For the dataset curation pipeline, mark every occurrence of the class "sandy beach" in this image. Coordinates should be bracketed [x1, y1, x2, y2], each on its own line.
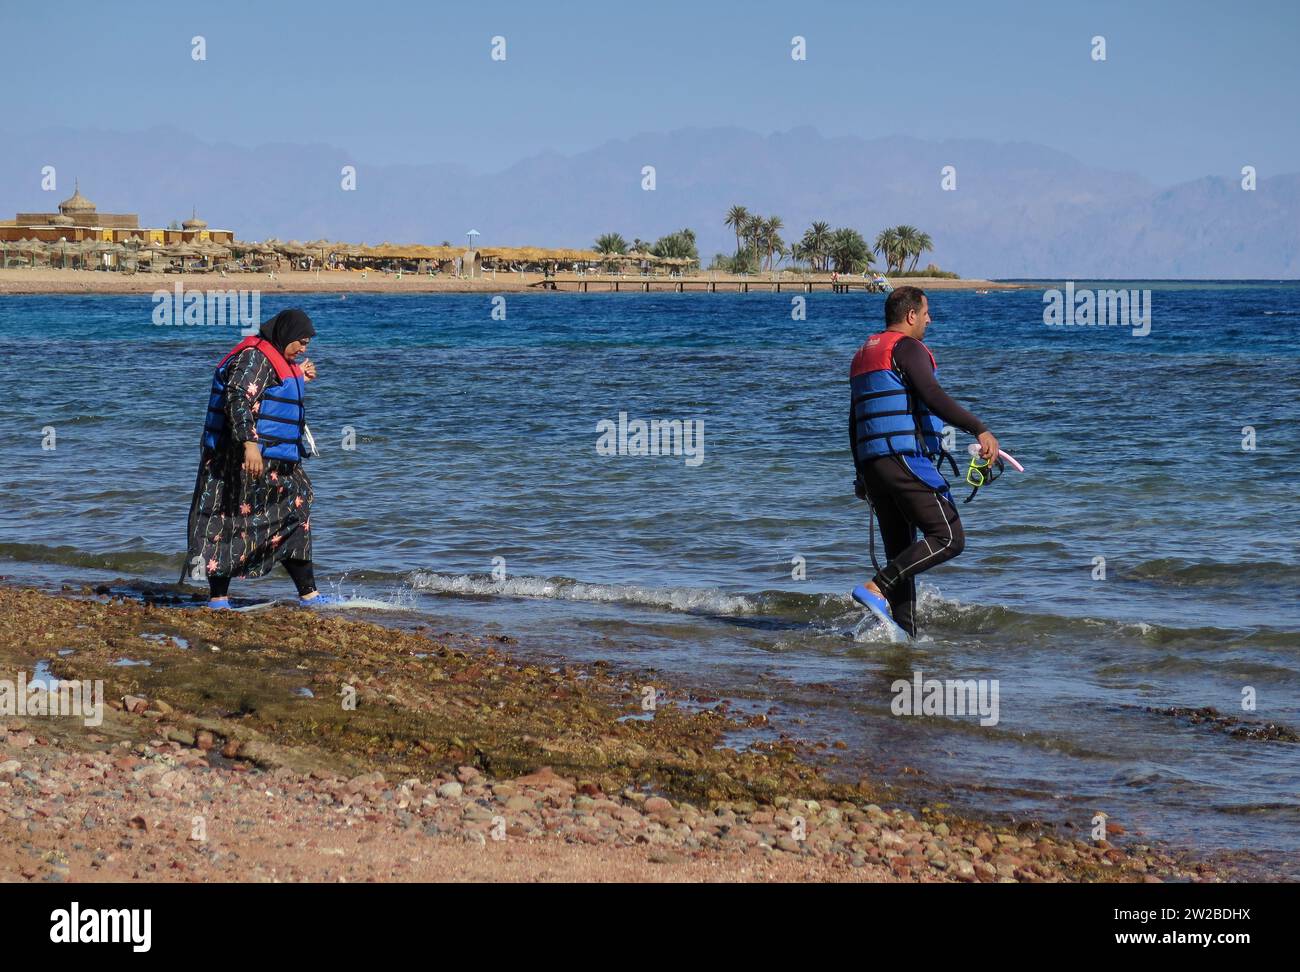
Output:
[0, 267, 1022, 296]
[0, 584, 1224, 884]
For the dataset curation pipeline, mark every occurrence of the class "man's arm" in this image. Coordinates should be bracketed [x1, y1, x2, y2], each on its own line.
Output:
[893, 338, 987, 435]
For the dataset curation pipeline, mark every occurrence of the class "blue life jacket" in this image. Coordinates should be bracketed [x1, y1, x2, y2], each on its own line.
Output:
[202, 336, 305, 462]
[850, 330, 944, 462]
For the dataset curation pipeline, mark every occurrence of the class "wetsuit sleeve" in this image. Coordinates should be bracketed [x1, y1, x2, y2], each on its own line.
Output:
[223, 350, 275, 445]
[893, 337, 988, 435]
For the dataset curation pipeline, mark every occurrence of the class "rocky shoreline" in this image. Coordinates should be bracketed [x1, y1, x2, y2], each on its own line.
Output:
[0, 585, 1223, 883]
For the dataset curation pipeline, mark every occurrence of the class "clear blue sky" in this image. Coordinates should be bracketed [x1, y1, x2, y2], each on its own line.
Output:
[5, 0, 1297, 184]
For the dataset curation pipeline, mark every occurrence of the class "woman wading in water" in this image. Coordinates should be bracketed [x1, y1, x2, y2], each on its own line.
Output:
[184, 308, 336, 608]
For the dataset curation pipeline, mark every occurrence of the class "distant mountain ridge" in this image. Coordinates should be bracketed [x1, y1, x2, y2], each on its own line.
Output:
[0, 125, 1295, 277]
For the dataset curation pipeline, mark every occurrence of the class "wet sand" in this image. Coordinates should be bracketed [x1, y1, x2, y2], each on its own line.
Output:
[0, 585, 1218, 883]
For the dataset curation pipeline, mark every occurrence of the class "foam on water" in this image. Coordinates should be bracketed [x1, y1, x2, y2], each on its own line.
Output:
[407, 569, 760, 616]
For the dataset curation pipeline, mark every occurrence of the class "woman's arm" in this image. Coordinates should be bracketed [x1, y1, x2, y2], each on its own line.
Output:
[222, 350, 276, 475]
[222, 350, 274, 443]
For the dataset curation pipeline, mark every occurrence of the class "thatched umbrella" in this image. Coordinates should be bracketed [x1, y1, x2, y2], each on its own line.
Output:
[84, 239, 114, 269]
[303, 238, 331, 263]
[26, 239, 50, 267]
[204, 241, 233, 268]
[50, 239, 79, 269]
[165, 242, 200, 272]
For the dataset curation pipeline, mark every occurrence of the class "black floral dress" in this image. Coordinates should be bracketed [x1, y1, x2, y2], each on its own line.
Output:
[184, 348, 313, 581]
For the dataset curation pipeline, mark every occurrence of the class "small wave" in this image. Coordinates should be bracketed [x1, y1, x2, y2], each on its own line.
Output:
[401, 569, 1300, 652]
[406, 570, 763, 615]
[313, 596, 408, 612]
[0, 541, 180, 574]
[913, 587, 1296, 650]
[1126, 556, 1300, 589]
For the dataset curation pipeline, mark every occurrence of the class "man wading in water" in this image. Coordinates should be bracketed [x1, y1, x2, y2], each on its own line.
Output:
[848, 287, 999, 636]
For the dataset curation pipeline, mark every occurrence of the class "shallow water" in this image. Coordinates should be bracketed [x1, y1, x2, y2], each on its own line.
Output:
[0, 286, 1296, 864]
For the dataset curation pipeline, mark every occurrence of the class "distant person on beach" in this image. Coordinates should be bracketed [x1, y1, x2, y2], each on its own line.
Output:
[183, 309, 336, 608]
[849, 287, 999, 636]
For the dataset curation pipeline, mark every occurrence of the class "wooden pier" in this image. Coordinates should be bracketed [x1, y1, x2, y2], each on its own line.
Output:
[531, 274, 888, 294]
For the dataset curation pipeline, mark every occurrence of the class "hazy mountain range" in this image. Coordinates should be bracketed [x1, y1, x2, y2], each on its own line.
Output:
[1, 125, 1295, 278]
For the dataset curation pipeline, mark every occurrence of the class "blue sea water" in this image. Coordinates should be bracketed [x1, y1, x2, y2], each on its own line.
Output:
[0, 285, 1296, 869]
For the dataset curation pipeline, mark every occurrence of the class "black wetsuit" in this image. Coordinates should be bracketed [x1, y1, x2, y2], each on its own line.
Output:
[850, 336, 987, 636]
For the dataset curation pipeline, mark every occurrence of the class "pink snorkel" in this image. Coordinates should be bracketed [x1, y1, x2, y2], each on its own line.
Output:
[965, 442, 1025, 471]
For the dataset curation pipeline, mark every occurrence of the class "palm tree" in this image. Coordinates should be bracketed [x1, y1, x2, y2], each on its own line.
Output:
[725, 205, 750, 258]
[830, 228, 873, 273]
[801, 221, 832, 271]
[650, 228, 699, 265]
[874, 227, 902, 274]
[763, 216, 784, 270]
[594, 232, 628, 255]
[908, 231, 933, 272]
[895, 226, 920, 274]
[742, 215, 764, 271]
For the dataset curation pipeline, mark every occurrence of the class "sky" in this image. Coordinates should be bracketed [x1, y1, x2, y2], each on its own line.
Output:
[3, 0, 1298, 183]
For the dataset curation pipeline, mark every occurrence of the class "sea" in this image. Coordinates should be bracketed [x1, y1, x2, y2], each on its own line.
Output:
[0, 282, 1296, 873]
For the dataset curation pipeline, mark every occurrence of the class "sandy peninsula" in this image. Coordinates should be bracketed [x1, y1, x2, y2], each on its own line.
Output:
[0, 267, 1022, 296]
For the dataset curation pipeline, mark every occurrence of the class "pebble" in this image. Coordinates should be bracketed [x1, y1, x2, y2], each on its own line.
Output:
[436, 781, 463, 799]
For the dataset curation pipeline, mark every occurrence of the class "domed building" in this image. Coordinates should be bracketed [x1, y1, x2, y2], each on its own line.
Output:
[58, 182, 99, 220]
[0, 183, 234, 247]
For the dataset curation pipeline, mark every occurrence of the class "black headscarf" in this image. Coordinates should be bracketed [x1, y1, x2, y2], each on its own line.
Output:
[258, 308, 316, 354]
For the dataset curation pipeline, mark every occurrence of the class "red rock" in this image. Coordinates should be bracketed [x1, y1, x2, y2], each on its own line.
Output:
[195, 731, 216, 751]
[1105, 821, 1126, 835]
[122, 696, 149, 714]
[512, 767, 575, 791]
[129, 815, 149, 831]
[220, 739, 240, 759]
[643, 796, 672, 814]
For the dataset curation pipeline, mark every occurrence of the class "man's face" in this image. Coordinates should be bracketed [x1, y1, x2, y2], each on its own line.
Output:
[911, 296, 931, 339]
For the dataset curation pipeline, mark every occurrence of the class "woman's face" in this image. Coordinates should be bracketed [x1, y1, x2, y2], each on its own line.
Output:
[284, 337, 310, 360]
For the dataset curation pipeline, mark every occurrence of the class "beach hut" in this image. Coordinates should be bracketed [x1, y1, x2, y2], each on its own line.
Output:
[460, 249, 482, 278]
